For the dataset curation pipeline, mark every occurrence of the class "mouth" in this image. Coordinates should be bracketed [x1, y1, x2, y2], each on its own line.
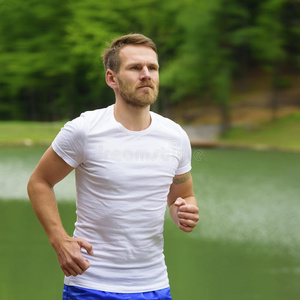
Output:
[137, 85, 153, 89]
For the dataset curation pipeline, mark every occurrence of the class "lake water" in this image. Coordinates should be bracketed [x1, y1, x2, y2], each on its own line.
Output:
[0, 147, 299, 299]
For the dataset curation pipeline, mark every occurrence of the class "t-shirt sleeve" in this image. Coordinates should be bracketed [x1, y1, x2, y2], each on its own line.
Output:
[52, 115, 86, 168]
[175, 128, 192, 175]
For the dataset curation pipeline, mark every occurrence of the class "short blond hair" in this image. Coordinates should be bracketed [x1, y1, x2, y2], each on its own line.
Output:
[102, 33, 157, 73]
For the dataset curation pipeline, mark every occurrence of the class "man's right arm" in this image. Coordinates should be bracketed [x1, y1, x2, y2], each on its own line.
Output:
[27, 146, 93, 277]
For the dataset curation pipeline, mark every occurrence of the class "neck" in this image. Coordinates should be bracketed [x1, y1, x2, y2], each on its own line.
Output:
[114, 99, 151, 131]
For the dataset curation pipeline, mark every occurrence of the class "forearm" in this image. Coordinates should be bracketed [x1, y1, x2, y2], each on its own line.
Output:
[27, 177, 68, 247]
[184, 195, 198, 206]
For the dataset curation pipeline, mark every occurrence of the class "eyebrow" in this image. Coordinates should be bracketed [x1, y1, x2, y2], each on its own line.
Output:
[126, 62, 159, 69]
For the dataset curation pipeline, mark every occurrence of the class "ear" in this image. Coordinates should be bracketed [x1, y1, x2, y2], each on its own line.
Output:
[105, 69, 118, 89]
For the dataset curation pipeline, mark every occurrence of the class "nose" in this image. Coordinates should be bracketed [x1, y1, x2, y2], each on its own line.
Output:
[140, 66, 151, 80]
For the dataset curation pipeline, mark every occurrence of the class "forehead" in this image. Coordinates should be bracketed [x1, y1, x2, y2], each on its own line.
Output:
[119, 45, 158, 66]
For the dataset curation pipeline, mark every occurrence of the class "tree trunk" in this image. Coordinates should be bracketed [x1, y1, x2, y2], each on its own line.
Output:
[219, 101, 230, 137]
[270, 62, 281, 121]
[28, 90, 37, 121]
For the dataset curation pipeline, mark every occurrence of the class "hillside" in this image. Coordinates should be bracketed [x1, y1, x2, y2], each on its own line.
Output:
[168, 71, 300, 151]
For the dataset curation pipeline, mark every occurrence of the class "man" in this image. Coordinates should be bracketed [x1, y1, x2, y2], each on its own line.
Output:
[27, 33, 199, 300]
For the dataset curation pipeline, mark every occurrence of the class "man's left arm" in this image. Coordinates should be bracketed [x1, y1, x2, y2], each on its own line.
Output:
[167, 172, 199, 233]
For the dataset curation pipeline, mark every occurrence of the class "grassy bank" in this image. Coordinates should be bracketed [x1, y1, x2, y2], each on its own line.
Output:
[220, 111, 300, 152]
[0, 111, 299, 151]
[0, 121, 63, 146]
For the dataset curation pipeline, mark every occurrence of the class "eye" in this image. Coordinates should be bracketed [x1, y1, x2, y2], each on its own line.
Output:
[149, 65, 158, 71]
[130, 66, 140, 71]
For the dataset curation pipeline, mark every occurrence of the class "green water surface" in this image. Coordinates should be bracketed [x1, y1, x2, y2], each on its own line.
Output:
[0, 147, 299, 300]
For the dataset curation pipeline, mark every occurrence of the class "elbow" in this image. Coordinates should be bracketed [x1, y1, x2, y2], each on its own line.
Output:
[27, 175, 35, 200]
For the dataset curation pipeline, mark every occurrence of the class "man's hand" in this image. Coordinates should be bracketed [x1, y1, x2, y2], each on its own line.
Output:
[53, 236, 94, 277]
[174, 198, 199, 233]
[167, 172, 199, 232]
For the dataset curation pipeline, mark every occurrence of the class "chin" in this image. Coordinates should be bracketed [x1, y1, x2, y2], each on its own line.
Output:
[123, 92, 158, 109]
[125, 98, 157, 109]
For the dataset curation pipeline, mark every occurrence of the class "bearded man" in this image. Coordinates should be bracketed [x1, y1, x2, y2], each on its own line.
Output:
[27, 33, 199, 300]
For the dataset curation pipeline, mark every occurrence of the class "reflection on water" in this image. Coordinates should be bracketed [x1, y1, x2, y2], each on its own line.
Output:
[189, 149, 300, 257]
[0, 147, 76, 201]
[1, 147, 300, 254]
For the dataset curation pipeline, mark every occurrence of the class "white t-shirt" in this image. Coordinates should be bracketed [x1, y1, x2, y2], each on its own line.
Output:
[52, 104, 191, 293]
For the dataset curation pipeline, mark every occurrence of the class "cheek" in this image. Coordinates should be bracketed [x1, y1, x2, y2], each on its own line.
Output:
[118, 77, 134, 90]
[154, 78, 159, 90]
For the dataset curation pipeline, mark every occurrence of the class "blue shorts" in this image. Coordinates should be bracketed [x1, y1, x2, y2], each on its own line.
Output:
[62, 284, 172, 300]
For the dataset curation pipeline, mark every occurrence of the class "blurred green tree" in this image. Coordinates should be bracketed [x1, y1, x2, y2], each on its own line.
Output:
[0, 0, 297, 122]
[160, 0, 257, 135]
[249, 0, 299, 120]
[0, 0, 181, 120]
[65, 0, 182, 114]
[0, 0, 73, 120]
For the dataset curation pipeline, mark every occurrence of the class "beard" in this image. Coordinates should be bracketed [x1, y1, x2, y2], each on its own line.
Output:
[117, 77, 159, 108]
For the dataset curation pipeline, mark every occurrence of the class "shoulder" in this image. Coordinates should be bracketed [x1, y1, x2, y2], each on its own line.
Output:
[151, 111, 189, 139]
[52, 106, 113, 167]
[55, 106, 112, 143]
[79, 105, 112, 126]
[68, 105, 113, 133]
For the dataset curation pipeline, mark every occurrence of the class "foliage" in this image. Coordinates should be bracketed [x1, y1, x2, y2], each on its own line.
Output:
[0, 0, 298, 121]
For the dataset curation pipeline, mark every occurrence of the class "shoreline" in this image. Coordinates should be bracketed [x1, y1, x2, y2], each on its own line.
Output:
[190, 140, 300, 154]
[0, 139, 299, 154]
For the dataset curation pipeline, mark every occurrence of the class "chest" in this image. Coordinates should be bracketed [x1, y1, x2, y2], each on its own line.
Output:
[77, 135, 180, 195]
